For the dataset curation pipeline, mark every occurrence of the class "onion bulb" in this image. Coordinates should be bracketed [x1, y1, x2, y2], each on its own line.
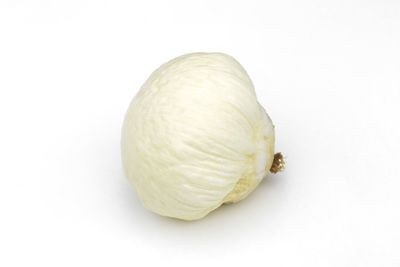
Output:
[122, 52, 284, 220]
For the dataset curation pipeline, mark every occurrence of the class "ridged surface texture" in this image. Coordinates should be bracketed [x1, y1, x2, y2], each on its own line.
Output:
[122, 52, 275, 220]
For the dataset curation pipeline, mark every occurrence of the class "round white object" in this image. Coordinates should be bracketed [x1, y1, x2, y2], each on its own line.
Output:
[122, 52, 275, 220]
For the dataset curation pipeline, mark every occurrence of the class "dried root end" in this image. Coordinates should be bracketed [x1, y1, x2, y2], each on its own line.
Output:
[270, 152, 285, 174]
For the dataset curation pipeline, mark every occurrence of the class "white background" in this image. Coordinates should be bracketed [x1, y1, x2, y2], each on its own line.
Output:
[0, 0, 399, 266]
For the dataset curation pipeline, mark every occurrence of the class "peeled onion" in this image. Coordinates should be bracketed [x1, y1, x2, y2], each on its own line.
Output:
[122, 52, 283, 220]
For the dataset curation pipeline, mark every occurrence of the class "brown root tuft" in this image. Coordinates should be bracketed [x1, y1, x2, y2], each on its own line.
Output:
[270, 152, 285, 174]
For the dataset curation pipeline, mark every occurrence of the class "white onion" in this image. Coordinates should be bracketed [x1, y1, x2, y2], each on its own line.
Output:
[122, 52, 283, 220]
